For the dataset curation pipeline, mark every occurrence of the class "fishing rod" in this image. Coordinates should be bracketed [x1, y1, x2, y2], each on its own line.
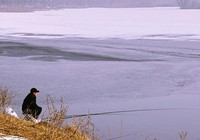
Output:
[63, 107, 185, 119]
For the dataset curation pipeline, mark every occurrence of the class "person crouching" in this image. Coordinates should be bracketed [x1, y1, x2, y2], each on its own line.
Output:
[22, 88, 42, 120]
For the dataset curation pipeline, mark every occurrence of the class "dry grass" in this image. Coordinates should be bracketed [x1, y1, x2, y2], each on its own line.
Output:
[0, 113, 88, 140]
[0, 87, 16, 113]
[45, 95, 99, 140]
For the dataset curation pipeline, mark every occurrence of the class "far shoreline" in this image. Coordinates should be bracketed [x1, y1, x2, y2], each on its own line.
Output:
[0, 6, 179, 13]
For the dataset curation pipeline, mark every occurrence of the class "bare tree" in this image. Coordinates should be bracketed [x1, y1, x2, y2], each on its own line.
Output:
[177, 0, 200, 9]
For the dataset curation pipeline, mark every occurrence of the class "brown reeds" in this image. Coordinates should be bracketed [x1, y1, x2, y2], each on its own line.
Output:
[44, 94, 99, 140]
[0, 86, 16, 113]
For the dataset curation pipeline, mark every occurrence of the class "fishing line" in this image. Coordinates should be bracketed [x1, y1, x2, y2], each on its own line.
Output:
[63, 107, 185, 119]
[108, 131, 140, 140]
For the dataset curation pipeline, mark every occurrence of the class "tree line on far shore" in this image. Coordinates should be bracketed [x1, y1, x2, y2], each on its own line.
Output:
[0, 0, 177, 8]
[0, 0, 200, 9]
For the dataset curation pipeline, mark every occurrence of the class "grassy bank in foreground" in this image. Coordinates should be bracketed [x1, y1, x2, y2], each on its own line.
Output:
[0, 113, 88, 140]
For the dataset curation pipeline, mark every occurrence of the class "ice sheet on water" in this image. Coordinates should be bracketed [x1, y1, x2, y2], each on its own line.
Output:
[0, 7, 200, 40]
[1, 38, 200, 140]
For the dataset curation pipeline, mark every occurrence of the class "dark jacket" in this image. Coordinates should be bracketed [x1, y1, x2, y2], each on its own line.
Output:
[22, 93, 40, 113]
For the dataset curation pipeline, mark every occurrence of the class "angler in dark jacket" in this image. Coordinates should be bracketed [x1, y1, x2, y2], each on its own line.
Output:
[22, 88, 42, 119]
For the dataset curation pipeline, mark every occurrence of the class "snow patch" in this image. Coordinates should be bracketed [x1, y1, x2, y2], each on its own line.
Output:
[0, 133, 26, 140]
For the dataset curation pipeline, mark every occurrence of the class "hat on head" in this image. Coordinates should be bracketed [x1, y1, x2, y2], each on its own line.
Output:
[30, 88, 39, 93]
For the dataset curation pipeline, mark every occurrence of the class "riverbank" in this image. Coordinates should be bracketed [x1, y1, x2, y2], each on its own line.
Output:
[0, 113, 89, 140]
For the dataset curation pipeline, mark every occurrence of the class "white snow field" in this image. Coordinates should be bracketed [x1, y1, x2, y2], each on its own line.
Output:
[0, 7, 200, 40]
[1, 7, 200, 140]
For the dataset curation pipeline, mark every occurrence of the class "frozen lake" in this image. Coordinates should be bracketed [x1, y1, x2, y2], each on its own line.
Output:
[0, 37, 200, 140]
[1, 7, 200, 140]
[1, 7, 200, 40]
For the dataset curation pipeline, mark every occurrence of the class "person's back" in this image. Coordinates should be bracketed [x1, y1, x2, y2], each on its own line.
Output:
[22, 88, 42, 119]
[22, 93, 36, 112]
